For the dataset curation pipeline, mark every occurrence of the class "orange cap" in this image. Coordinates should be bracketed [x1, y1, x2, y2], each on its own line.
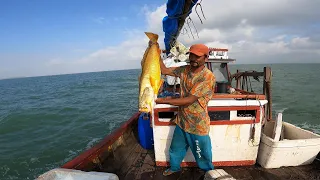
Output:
[188, 44, 209, 56]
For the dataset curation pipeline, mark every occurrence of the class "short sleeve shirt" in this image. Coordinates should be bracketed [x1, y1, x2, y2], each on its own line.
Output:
[172, 66, 215, 135]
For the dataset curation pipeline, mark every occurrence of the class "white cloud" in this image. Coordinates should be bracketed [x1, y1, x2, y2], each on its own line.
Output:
[44, 34, 150, 74]
[2, 0, 320, 79]
[84, 0, 320, 69]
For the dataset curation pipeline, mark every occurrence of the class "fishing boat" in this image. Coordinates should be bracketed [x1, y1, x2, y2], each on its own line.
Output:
[37, 0, 320, 179]
[37, 50, 320, 180]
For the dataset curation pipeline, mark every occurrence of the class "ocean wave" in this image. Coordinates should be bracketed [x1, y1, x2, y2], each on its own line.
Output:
[297, 122, 320, 134]
[275, 107, 289, 114]
[86, 138, 102, 150]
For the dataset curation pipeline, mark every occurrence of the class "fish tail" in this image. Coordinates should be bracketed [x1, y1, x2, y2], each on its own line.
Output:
[145, 32, 159, 43]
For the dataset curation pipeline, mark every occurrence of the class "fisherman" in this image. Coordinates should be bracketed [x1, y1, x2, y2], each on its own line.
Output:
[155, 44, 215, 176]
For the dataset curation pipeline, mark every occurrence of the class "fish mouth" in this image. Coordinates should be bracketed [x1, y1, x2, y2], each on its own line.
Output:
[139, 103, 151, 113]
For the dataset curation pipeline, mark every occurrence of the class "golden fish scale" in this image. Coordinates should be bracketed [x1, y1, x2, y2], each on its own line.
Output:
[140, 44, 161, 95]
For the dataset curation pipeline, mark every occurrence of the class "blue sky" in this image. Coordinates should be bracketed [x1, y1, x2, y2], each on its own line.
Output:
[0, 0, 162, 50]
[0, 0, 163, 78]
[0, 0, 319, 79]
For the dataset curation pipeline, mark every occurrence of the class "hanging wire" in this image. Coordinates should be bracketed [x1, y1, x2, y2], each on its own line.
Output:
[180, 27, 191, 39]
[186, 17, 195, 39]
[186, 16, 199, 39]
[195, 0, 206, 24]
[190, 17, 200, 38]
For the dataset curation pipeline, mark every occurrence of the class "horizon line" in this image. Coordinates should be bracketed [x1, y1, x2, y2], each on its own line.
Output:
[0, 62, 319, 81]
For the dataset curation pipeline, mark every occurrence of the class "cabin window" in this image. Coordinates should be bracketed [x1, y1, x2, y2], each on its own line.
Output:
[237, 110, 256, 117]
[211, 63, 228, 83]
[209, 111, 230, 121]
[216, 51, 225, 56]
[158, 112, 176, 118]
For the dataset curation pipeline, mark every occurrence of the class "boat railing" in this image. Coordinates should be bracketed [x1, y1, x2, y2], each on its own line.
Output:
[230, 67, 272, 120]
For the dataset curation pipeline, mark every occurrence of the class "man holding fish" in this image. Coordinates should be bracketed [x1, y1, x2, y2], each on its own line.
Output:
[155, 43, 216, 176]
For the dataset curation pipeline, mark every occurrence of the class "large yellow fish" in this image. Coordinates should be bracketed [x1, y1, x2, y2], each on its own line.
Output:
[139, 32, 163, 113]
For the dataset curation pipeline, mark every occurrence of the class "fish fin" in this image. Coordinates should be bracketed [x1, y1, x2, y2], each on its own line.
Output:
[149, 76, 158, 94]
[145, 32, 159, 43]
[158, 79, 165, 94]
[150, 77, 164, 95]
[141, 46, 150, 66]
[155, 79, 164, 95]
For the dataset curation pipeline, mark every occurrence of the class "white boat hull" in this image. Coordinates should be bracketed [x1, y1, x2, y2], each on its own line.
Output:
[153, 99, 267, 166]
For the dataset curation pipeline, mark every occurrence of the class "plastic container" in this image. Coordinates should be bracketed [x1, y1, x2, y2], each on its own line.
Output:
[138, 113, 154, 150]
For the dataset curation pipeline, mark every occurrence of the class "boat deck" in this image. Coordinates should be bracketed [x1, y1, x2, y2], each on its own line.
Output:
[99, 131, 320, 180]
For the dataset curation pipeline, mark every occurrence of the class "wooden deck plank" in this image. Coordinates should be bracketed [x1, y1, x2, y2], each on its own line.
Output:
[193, 168, 205, 180]
[289, 163, 320, 180]
[246, 167, 278, 180]
[270, 167, 300, 180]
[111, 133, 137, 168]
[153, 166, 182, 180]
[114, 143, 143, 179]
[222, 167, 254, 180]
[137, 150, 156, 180]
[178, 168, 195, 180]
[123, 144, 148, 179]
[100, 130, 138, 173]
[152, 167, 166, 180]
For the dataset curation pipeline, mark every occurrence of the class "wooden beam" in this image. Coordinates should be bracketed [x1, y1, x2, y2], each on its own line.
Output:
[232, 72, 264, 79]
[265, 67, 272, 83]
[263, 67, 272, 120]
[236, 69, 241, 89]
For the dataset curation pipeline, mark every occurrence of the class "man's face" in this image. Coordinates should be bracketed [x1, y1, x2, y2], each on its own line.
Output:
[189, 53, 207, 67]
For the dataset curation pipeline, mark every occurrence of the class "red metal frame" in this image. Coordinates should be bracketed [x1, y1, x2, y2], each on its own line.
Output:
[154, 106, 261, 126]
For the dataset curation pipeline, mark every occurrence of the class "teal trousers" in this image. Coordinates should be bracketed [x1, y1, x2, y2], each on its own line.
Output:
[169, 125, 214, 172]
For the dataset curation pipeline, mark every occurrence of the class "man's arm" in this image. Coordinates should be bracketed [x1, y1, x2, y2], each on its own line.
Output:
[155, 95, 198, 106]
[159, 58, 178, 77]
